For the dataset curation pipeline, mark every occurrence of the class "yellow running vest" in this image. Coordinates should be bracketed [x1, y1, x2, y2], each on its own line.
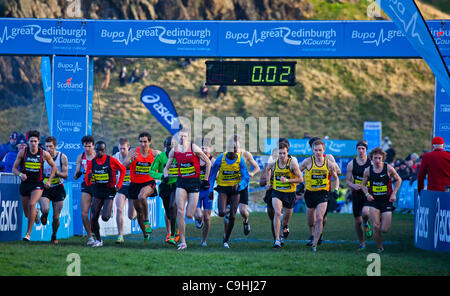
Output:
[272, 158, 296, 193]
[216, 153, 241, 187]
[304, 156, 330, 191]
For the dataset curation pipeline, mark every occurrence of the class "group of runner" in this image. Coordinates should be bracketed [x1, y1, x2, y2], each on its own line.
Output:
[12, 130, 402, 253]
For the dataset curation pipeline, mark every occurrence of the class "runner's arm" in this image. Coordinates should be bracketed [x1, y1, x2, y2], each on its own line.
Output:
[208, 155, 222, 193]
[245, 151, 260, 177]
[112, 157, 126, 189]
[163, 149, 175, 178]
[58, 153, 69, 179]
[238, 156, 250, 191]
[149, 154, 163, 180]
[12, 149, 25, 180]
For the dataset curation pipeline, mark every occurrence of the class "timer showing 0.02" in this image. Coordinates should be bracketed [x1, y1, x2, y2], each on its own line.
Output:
[206, 61, 296, 86]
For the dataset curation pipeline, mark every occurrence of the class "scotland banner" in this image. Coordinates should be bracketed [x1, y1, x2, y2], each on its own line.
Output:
[377, 0, 450, 96]
[140, 85, 181, 135]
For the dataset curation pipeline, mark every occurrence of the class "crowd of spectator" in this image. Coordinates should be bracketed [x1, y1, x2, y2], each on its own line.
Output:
[0, 131, 28, 173]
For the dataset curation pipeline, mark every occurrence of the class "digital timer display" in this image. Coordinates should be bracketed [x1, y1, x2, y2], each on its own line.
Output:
[206, 61, 296, 86]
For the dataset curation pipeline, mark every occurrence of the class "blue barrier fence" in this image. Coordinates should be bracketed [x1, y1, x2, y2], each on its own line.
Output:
[414, 190, 450, 253]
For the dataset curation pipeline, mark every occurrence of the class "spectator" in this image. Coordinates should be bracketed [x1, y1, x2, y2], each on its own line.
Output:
[216, 85, 227, 98]
[0, 131, 21, 161]
[385, 143, 396, 165]
[396, 160, 411, 181]
[100, 60, 113, 89]
[119, 66, 127, 86]
[417, 136, 450, 193]
[1, 135, 27, 173]
[181, 58, 191, 68]
[129, 67, 140, 84]
[141, 69, 148, 81]
[382, 136, 392, 151]
[303, 132, 311, 139]
[199, 81, 208, 99]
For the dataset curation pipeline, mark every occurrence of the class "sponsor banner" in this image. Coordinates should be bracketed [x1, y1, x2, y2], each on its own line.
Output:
[93, 20, 216, 56]
[377, 0, 450, 95]
[141, 85, 181, 135]
[41, 56, 52, 130]
[218, 21, 342, 57]
[0, 184, 22, 242]
[435, 76, 450, 151]
[414, 189, 450, 252]
[363, 121, 382, 152]
[0, 18, 449, 57]
[0, 18, 90, 55]
[264, 138, 357, 157]
[51, 55, 89, 183]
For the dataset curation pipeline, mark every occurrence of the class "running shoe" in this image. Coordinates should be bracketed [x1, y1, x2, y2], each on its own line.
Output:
[243, 220, 251, 236]
[143, 234, 150, 244]
[51, 235, 58, 245]
[174, 228, 180, 243]
[23, 233, 31, 242]
[273, 240, 281, 248]
[177, 243, 187, 251]
[195, 218, 203, 229]
[167, 236, 177, 246]
[86, 236, 95, 246]
[377, 247, 384, 254]
[280, 236, 285, 246]
[91, 240, 103, 248]
[357, 244, 366, 251]
[364, 222, 373, 239]
[116, 235, 124, 244]
[223, 242, 230, 248]
[200, 241, 207, 247]
[306, 235, 314, 246]
[311, 246, 317, 252]
[144, 221, 152, 235]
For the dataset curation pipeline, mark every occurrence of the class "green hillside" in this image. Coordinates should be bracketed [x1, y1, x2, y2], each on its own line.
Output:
[0, 0, 448, 159]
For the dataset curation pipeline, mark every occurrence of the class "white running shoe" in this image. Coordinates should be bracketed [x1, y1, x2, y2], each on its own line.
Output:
[200, 241, 207, 247]
[223, 242, 230, 248]
[86, 236, 95, 246]
[91, 240, 103, 248]
[177, 243, 187, 251]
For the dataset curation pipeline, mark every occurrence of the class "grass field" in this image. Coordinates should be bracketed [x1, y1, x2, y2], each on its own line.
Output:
[1, 212, 449, 276]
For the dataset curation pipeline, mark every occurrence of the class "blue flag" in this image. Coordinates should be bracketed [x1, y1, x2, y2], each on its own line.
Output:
[140, 85, 181, 135]
[377, 0, 450, 97]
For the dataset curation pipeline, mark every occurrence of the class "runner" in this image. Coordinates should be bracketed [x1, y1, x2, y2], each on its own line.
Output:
[163, 129, 211, 251]
[236, 134, 260, 236]
[266, 141, 303, 248]
[113, 138, 136, 244]
[12, 130, 57, 242]
[209, 135, 249, 248]
[85, 141, 126, 247]
[124, 132, 161, 244]
[361, 147, 402, 253]
[345, 140, 372, 251]
[300, 139, 339, 252]
[149, 136, 179, 245]
[194, 137, 215, 247]
[304, 136, 341, 246]
[73, 135, 96, 245]
[39, 136, 69, 244]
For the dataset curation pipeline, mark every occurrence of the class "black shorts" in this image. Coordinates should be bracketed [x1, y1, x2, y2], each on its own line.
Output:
[264, 188, 273, 209]
[129, 180, 157, 200]
[352, 190, 368, 218]
[93, 186, 116, 200]
[215, 185, 240, 199]
[81, 181, 93, 195]
[42, 184, 66, 202]
[304, 190, 329, 209]
[118, 185, 130, 199]
[20, 181, 44, 196]
[366, 198, 395, 213]
[176, 177, 200, 194]
[159, 182, 177, 200]
[271, 190, 296, 209]
[239, 186, 249, 205]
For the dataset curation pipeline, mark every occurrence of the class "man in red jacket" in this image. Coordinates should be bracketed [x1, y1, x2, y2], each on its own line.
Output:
[85, 141, 126, 247]
[417, 136, 450, 194]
